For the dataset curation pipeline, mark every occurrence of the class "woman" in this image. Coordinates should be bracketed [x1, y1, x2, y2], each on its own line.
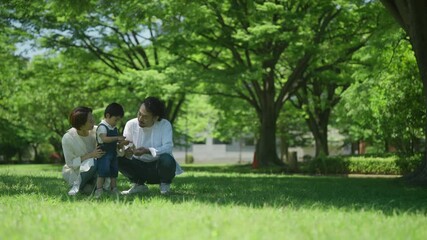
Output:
[62, 106, 105, 195]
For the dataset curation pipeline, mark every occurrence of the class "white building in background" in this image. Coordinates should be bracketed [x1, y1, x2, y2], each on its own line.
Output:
[173, 128, 351, 164]
[173, 137, 255, 164]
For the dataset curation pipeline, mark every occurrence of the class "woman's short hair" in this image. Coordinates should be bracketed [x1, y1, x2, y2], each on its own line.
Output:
[69, 106, 92, 129]
[142, 97, 166, 121]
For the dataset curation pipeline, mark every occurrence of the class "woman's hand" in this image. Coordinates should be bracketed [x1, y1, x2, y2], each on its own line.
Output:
[91, 147, 105, 158]
[81, 147, 104, 161]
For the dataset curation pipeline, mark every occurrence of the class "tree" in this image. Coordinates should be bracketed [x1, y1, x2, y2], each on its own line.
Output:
[0, 16, 33, 162]
[380, 0, 427, 182]
[2, 0, 187, 124]
[291, 72, 349, 157]
[163, 0, 382, 166]
[5, 52, 108, 157]
[289, 4, 392, 157]
[284, 1, 392, 158]
[336, 39, 424, 154]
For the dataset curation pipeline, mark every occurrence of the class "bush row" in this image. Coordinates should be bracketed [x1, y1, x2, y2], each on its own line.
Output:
[304, 154, 423, 175]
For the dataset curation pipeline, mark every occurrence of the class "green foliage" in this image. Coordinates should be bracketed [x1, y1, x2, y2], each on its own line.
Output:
[6, 53, 107, 148]
[335, 18, 425, 154]
[347, 156, 400, 174]
[306, 154, 423, 175]
[395, 154, 424, 174]
[210, 96, 257, 142]
[184, 154, 194, 164]
[277, 101, 311, 147]
[307, 156, 350, 174]
[174, 95, 219, 144]
[1, 0, 425, 169]
[0, 131, 26, 162]
[161, 0, 390, 164]
[0, 29, 34, 161]
[3, 0, 189, 119]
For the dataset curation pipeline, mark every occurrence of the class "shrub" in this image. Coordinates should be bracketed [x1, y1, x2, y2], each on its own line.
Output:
[307, 156, 350, 174]
[347, 156, 399, 174]
[395, 154, 424, 174]
[185, 154, 194, 164]
[306, 154, 423, 175]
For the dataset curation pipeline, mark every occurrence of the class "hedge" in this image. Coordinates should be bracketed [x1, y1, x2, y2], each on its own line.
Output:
[305, 154, 423, 175]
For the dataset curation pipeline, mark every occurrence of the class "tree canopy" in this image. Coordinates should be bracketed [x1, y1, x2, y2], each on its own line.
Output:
[0, 0, 425, 171]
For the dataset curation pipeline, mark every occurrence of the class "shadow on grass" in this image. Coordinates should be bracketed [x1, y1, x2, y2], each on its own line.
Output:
[1, 164, 427, 215]
[165, 174, 427, 215]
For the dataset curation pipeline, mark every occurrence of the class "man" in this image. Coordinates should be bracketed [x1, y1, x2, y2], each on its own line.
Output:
[119, 96, 183, 195]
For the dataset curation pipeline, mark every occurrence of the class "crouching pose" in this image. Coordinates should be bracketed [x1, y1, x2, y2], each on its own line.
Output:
[119, 97, 183, 195]
[62, 106, 105, 196]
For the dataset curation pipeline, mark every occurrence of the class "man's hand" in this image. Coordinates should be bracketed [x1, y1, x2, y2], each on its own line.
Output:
[133, 147, 150, 156]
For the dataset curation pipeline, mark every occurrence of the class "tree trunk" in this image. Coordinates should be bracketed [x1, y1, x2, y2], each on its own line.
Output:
[307, 111, 330, 157]
[165, 94, 185, 125]
[407, 1, 427, 183]
[32, 144, 41, 163]
[288, 151, 298, 172]
[18, 151, 22, 163]
[359, 141, 367, 154]
[350, 142, 357, 154]
[314, 135, 328, 157]
[280, 134, 289, 163]
[256, 103, 282, 166]
[314, 122, 329, 157]
[49, 137, 62, 154]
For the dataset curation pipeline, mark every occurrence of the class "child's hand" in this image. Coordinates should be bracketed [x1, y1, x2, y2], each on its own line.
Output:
[118, 139, 132, 148]
[128, 142, 135, 150]
[117, 136, 126, 141]
[124, 147, 134, 158]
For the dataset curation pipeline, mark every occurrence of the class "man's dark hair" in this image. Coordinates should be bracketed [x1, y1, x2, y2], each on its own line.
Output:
[69, 106, 92, 130]
[104, 102, 124, 118]
[142, 97, 166, 121]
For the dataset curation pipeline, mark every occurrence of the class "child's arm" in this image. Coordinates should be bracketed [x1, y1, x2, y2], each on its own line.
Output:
[99, 134, 125, 143]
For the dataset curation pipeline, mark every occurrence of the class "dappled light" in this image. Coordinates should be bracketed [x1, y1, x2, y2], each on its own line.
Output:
[1, 164, 426, 216]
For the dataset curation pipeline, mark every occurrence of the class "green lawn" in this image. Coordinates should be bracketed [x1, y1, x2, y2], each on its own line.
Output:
[1, 164, 426, 240]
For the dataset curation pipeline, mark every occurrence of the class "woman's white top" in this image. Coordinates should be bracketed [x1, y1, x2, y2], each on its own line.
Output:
[61, 127, 97, 186]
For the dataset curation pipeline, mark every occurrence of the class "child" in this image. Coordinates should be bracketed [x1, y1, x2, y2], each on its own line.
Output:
[94, 102, 130, 198]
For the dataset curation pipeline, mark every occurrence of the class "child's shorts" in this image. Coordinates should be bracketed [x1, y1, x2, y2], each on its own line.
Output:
[96, 152, 118, 178]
